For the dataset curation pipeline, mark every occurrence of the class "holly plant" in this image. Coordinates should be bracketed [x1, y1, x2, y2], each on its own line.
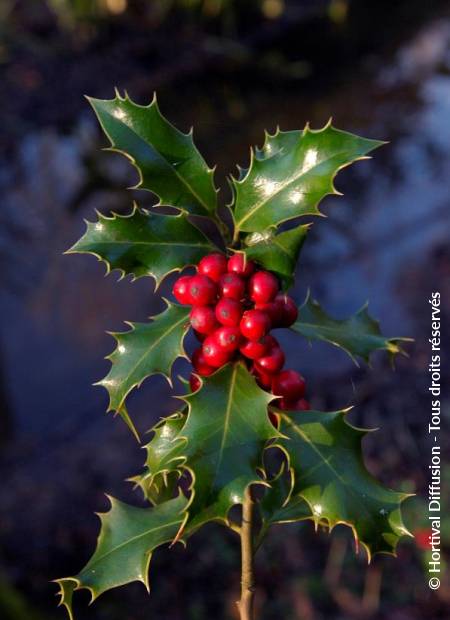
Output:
[56, 92, 412, 620]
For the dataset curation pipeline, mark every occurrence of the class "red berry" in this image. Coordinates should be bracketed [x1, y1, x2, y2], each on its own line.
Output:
[249, 271, 279, 304]
[240, 309, 271, 341]
[252, 365, 273, 390]
[198, 253, 227, 283]
[277, 397, 310, 411]
[227, 254, 255, 277]
[272, 370, 306, 400]
[214, 326, 242, 352]
[293, 398, 310, 411]
[255, 345, 285, 374]
[202, 336, 232, 368]
[187, 274, 217, 306]
[189, 373, 202, 392]
[192, 347, 215, 376]
[173, 275, 192, 304]
[415, 528, 432, 551]
[276, 398, 291, 410]
[240, 336, 270, 360]
[218, 273, 246, 301]
[274, 294, 298, 327]
[255, 301, 283, 327]
[263, 334, 279, 349]
[189, 306, 218, 335]
[215, 298, 243, 327]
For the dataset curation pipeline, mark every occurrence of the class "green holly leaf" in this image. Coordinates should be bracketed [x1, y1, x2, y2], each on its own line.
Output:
[55, 579, 77, 620]
[66, 206, 217, 287]
[291, 294, 410, 365]
[144, 412, 186, 477]
[98, 302, 190, 420]
[88, 92, 218, 217]
[232, 123, 383, 234]
[133, 412, 187, 499]
[177, 362, 279, 534]
[55, 494, 187, 619]
[143, 471, 182, 506]
[269, 410, 412, 559]
[242, 224, 310, 289]
[260, 463, 309, 531]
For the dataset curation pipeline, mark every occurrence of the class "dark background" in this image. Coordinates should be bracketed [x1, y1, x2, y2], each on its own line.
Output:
[0, 1, 449, 618]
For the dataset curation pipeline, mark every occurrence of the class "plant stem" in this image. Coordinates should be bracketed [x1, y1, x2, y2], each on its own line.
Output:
[238, 488, 255, 620]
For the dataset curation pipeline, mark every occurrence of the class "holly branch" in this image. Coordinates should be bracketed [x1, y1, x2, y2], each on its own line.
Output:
[56, 92, 412, 620]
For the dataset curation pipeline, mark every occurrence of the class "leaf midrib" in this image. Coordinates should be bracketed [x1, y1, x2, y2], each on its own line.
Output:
[105, 108, 215, 214]
[235, 148, 350, 230]
[270, 237, 293, 261]
[84, 519, 182, 570]
[283, 416, 351, 489]
[112, 310, 188, 410]
[293, 320, 388, 346]
[282, 415, 388, 532]
[214, 364, 237, 484]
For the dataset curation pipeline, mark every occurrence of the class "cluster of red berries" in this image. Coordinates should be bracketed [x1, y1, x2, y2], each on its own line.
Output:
[173, 253, 309, 412]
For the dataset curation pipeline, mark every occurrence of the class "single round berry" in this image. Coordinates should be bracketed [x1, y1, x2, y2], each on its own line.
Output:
[214, 326, 242, 352]
[189, 306, 218, 335]
[274, 294, 298, 327]
[255, 345, 285, 374]
[173, 275, 192, 304]
[272, 369, 306, 400]
[187, 274, 217, 306]
[252, 365, 273, 390]
[202, 336, 232, 368]
[249, 271, 279, 304]
[218, 273, 246, 301]
[189, 373, 202, 392]
[192, 347, 215, 376]
[240, 309, 271, 341]
[255, 301, 283, 327]
[227, 254, 255, 278]
[240, 336, 270, 360]
[215, 298, 243, 327]
[198, 253, 228, 283]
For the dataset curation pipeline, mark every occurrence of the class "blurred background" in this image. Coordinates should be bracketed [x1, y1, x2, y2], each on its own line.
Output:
[0, 1, 449, 618]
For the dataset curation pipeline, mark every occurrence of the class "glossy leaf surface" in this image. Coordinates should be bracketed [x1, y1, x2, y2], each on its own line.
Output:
[98, 302, 190, 417]
[55, 494, 187, 619]
[267, 410, 412, 559]
[67, 207, 216, 286]
[232, 123, 383, 233]
[292, 294, 409, 364]
[134, 412, 186, 498]
[243, 224, 309, 288]
[177, 362, 279, 534]
[89, 93, 217, 217]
